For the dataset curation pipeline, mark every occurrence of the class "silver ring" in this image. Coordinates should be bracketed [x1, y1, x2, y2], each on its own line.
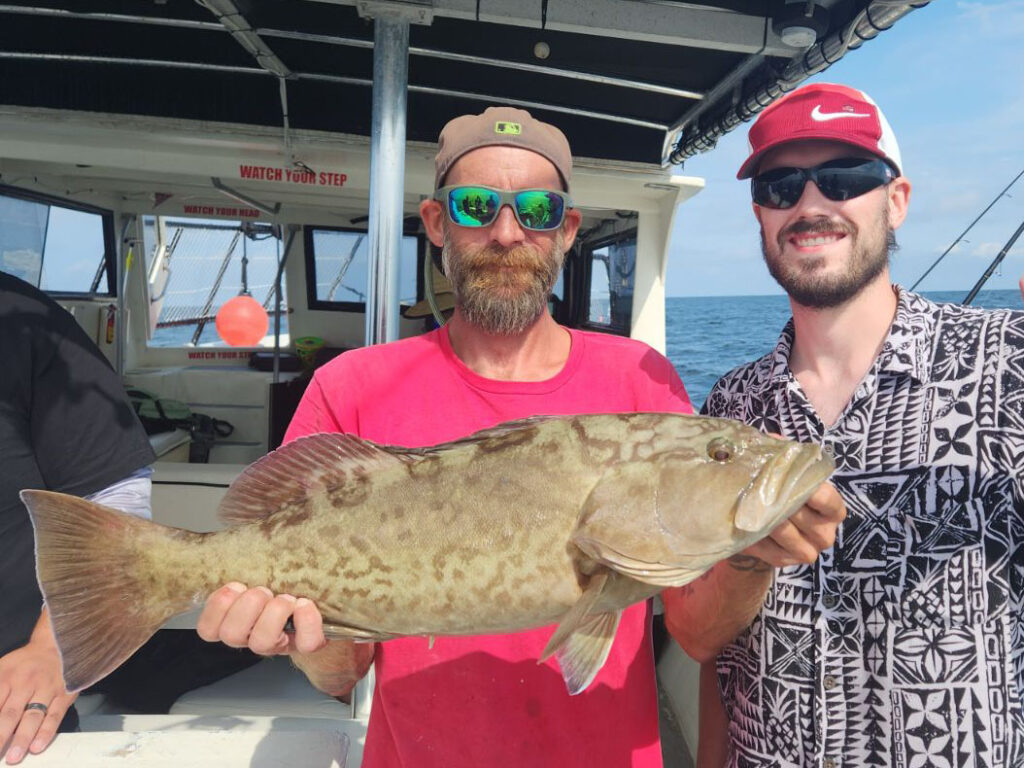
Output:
[24, 702, 48, 714]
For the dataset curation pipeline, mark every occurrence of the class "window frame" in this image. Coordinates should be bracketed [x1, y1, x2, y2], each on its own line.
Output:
[577, 226, 637, 337]
[0, 183, 117, 298]
[304, 225, 424, 312]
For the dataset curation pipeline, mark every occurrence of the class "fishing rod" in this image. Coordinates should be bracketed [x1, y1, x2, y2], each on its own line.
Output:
[910, 167, 1024, 291]
[962, 218, 1024, 305]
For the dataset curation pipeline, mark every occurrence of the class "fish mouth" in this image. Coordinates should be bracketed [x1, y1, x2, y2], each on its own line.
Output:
[734, 442, 835, 532]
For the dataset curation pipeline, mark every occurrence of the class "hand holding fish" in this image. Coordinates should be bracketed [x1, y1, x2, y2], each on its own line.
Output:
[197, 584, 375, 697]
[196, 583, 327, 656]
[663, 480, 846, 663]
[0, 612, 77, 765]
[733, 480, 846, 569]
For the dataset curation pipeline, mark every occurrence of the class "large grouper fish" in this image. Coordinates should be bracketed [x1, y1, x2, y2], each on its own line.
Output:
[21, 412, 833, 696]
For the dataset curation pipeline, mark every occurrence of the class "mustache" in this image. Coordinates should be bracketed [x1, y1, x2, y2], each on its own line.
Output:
[779, 217, 855, 240]
[456, 243, 549, 271]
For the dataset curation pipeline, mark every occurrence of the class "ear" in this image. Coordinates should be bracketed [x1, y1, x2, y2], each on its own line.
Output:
[886, 176, 911, 230]
[559, 208, 583, 251]
[420, 197, 445, 248]
[751, 202, 764, 227]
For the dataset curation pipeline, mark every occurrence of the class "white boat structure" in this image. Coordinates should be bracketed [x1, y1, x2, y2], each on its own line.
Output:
[0, 1, 928, 765]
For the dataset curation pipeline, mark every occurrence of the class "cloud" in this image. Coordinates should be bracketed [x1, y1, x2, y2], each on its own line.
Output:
[955, 1, 1024, 40]
[970, 241, 1006, 258]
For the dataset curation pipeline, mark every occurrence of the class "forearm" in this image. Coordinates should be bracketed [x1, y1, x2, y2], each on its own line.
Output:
[662, 554, 773, 662]
[697, 659, 729, 768]
[290, 640, 374, 697]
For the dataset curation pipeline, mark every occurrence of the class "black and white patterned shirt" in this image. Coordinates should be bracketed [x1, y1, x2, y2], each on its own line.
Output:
[703, 288, 1024, 768]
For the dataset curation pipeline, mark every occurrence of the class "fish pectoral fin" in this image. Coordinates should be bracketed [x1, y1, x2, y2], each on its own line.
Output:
[539, 571, 609, 663]
[321, 622, 398, 642]
[550, 611, 621, 696]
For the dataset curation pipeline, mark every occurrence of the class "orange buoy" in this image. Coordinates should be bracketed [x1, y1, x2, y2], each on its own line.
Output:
[215, 294, 268, 346]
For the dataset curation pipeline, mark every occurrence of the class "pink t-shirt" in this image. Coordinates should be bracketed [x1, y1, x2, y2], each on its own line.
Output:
[285, 326, 692, 768]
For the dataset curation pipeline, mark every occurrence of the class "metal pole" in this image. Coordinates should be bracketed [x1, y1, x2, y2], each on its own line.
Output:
[271, 225, 298, 383]
[365, 13, 409, 346]
[116, 214, 136, 375]
[962, 218, 1024, 305]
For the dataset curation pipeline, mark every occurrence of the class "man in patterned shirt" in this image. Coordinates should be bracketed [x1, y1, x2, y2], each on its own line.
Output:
[671, 81, 1024, 767]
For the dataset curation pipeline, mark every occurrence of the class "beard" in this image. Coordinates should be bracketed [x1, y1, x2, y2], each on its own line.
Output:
[441, 223, 565, 335]
[760, 205, 897, 310]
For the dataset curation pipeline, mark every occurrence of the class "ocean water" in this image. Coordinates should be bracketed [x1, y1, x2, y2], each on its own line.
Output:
[666, 288, 1024, 410]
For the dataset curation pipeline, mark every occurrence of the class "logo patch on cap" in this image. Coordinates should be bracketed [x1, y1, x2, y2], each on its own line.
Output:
[494, 121, 522, 135]
[810, 104, 870, 122]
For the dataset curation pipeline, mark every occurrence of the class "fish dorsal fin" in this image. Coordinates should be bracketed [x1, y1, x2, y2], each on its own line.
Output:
[431, 414, 562, 451]
[219, 432, 414, 525]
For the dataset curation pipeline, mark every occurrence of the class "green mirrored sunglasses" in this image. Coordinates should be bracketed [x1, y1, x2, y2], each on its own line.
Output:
[434, 185, 572, 231]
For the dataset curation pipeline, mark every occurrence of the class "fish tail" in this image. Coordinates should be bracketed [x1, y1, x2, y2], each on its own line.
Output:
[20, 489, 201, 693]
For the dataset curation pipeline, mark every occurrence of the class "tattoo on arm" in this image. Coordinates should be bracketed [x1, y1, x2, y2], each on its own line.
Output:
[727, 554, 772, 573]
[678, 569, 712, 596]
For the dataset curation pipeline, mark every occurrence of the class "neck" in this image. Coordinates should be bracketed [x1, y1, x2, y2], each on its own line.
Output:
[788, 274, 898, 426]
[446, 309, 571, 381]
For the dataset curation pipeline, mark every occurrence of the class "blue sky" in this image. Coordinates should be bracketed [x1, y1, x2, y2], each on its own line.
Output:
[666, 1, 1024, 297]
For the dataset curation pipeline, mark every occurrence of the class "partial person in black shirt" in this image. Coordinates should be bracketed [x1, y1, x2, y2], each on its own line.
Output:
[0, 271, 155, 764]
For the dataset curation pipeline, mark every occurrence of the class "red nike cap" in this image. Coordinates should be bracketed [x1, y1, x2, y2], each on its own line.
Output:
[737, 82, 902, 179]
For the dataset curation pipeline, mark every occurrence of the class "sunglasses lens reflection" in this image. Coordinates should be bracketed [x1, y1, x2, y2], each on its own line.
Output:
[514, 190, 563, 230]
[447, 187, 499, 227]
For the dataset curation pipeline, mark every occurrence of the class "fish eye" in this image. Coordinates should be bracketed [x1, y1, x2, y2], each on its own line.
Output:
[707, 437, 734, 463]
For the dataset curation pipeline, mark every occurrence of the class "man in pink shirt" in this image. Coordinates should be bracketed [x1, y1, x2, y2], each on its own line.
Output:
[195, 107, 845, 767]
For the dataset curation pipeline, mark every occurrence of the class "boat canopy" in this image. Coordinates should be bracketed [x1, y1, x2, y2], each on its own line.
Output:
[0, 0, 927, 169]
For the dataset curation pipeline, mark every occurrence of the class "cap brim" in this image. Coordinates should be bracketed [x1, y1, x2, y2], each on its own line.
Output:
[403, 294, 455, 318]
[736, 133, 892, 179]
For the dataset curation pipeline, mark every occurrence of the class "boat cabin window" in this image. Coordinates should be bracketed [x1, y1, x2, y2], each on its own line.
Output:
[0, 185, 115, 296]
[144, 217, 286, 347]
[304, 226, 419, 312]
[583, 229, 636, 335]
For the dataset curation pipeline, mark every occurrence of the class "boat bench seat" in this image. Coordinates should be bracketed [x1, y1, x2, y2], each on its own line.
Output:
[168, 656, 357, 719]
[151, 461, 243, 532]
[127, 366, 299, 465]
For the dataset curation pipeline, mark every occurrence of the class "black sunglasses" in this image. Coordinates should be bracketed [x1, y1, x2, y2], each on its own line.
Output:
[751, 157, 895, 210]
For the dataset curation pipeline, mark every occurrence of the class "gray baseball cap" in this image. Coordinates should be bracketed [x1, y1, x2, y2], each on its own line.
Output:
[434, 106, 572, 190]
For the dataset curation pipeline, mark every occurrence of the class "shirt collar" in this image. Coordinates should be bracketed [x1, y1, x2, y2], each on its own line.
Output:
[875, 285, 932, 384]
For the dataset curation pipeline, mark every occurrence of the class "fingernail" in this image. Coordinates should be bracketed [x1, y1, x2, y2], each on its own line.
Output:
[296, 597, 311, 608]
[30, 739, 45, 753]
[7, 747, 24, 763]
[280, 594, 296, 603]
[256, 586, 274, 598]
[225, 582, 246, 593]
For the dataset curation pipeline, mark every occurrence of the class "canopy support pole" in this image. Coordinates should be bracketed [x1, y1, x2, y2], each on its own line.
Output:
[364, 12, 410, 346]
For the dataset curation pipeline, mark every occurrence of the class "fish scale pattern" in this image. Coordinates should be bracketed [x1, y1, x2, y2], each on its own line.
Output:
[703, 289, 1024, 767]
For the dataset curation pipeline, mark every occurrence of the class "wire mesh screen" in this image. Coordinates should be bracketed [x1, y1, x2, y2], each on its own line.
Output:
[149, 220, 286, 346]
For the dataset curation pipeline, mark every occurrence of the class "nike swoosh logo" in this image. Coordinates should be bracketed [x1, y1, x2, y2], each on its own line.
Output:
[811, 105, 871, 122]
